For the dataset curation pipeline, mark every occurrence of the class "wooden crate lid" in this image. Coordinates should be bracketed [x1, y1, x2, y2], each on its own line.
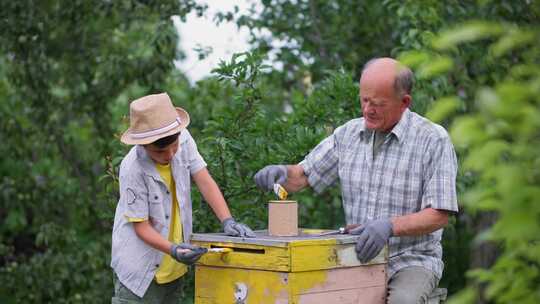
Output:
[191, 229, 359, 248]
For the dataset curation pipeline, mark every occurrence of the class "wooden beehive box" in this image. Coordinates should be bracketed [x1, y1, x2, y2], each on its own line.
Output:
[192, 229, 387, 304]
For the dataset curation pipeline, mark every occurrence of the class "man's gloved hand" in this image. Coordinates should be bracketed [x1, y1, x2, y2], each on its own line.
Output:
[170, 243, 207, 265]
[253, 165, 287, 191]
[222, 217, 256, 238]
[349, 219, 393, 263]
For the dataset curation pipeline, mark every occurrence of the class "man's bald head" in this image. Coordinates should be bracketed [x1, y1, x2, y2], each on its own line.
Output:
[359, 57, 413, 132]
[361, 57, 414, 99]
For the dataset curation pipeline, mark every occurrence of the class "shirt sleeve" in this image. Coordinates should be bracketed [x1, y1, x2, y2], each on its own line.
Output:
[421, 135, 459, 212]
[300, 129, 341, 194]
[119, 173, 149, 221]
[182, 130, 207, 175]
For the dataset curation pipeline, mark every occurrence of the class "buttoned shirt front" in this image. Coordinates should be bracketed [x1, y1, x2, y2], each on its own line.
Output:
[110, 130, 206, 297]
[300, 109, 458, 279]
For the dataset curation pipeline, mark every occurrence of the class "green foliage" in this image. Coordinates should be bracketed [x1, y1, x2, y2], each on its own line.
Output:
[410, 21, 540, 303]
[0, 1, 202, 302]
[179, 52, 359, 236]
[231, 0, 397, 83]
[1, 223, 111, 304]
[2, 0, 540, 302]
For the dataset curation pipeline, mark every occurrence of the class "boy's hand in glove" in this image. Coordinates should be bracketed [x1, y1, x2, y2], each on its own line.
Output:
[222, 217, 256, 238]
[170, 243, 207, 265]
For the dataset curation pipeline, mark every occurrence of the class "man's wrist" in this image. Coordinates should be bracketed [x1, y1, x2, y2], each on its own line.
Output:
[390, 218, 396, 236]
[385, 218, 394, 237]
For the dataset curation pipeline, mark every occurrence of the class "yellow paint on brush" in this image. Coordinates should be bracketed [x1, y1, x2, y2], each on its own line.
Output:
[273, 183, 288, 200]
[206, 247, 233, 253]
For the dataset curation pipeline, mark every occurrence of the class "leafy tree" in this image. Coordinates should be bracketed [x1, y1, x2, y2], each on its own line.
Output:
[0, 1, 203, 302]
[2, 1, 539, 302]
[228, 1, 538, 86]
[401, 21, 540, 303]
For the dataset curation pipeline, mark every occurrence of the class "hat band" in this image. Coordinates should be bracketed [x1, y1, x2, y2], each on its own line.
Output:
[130, 117, 182, 139]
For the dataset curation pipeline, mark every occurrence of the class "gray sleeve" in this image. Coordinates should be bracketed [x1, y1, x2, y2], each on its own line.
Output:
[421, 135, 459, 212]
[182, 130, 207, 175]
[299, 128, 342, 194]
[120, 172, 149, 220]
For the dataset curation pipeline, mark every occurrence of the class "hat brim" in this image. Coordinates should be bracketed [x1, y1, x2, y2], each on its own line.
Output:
[120, 107, 190, 145]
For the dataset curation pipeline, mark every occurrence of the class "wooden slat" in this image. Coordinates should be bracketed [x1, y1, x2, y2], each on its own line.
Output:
[296, 286, 387, 304]
[193, 240, 291, 272]
[193, 230, 387, 272]
[292, 265, 387, 303]
[290, 243, 387, 272]
[291, 265, 386, 294]
[195, 265, 387, 304]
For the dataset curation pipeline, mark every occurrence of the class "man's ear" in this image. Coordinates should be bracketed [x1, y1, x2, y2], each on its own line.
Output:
[401, 94, 412, 109]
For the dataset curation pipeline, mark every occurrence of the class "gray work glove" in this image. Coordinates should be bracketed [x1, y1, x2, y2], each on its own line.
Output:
[170, 243, 207, 265]
[253, 165, 287, 191]
[222, 217, 256, 238]
[350, 219, 393, 263]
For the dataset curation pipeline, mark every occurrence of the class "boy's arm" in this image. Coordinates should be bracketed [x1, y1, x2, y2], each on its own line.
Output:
[133, 221, 207, 264]
[192, 168, 232, 222]
[133, 221, 172, 254]
[192, 168, 255, 237]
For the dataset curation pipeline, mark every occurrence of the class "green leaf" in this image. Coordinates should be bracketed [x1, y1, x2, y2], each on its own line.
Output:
[398, 50, 431, 68]
[49, 86, 70, 98]
[490, 29, 536, 57]
[425, 96, 461, 123]
[5, 209, 27, 232]
[463, 140, 509, 172]
[417, 56, 453, 78]
[446, 287, 476, 304]
[433, 21, 504, 50]
[450, 116, 488, 148]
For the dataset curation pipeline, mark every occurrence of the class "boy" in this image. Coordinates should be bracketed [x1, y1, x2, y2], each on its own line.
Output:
[111, 93, 255, 303]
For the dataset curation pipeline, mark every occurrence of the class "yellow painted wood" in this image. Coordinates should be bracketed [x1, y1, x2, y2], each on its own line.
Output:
[194, 265, 387, 304]
[195, 266, 290, 304]
[193, 231, 388, 304]
[192, 241, 290, 272]
[193, 234, 387, 272]
[290, 242, 387, 272]
[194, 266, 330, 304]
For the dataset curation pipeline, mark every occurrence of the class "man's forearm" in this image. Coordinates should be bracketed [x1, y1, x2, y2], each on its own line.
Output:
[391, 208, 450, 236]
[284, 164, 309, 193]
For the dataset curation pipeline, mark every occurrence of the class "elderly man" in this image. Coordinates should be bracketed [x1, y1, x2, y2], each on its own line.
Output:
[254, 58, 458, 303]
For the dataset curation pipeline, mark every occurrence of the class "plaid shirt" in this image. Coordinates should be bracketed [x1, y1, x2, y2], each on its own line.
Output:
[300, 109, 458, 279]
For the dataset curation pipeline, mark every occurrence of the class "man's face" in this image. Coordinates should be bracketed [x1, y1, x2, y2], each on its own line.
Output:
[144, 138, 179, 165]
[359, 67, 409, 132]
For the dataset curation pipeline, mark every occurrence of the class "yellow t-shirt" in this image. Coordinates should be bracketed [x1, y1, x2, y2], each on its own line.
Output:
[154, 163, 188, 283]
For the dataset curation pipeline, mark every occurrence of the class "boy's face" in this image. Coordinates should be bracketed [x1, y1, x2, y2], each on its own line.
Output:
[144, 138, 179, 165]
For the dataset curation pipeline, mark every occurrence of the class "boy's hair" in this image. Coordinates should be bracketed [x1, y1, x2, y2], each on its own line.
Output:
[147, 132, 180, 149]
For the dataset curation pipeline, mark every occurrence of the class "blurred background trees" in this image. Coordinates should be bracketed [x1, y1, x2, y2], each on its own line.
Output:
[1, 0, 538, 303]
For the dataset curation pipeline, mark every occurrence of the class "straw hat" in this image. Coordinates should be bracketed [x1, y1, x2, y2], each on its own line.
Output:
[121, 93, 190, 145]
